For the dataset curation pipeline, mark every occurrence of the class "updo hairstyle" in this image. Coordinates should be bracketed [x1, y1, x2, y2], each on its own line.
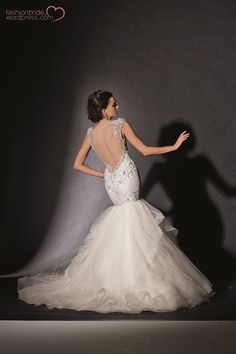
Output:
[87, 90, 113, 122]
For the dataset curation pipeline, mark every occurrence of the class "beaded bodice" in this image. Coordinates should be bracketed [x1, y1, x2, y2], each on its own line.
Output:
[87, 117, 140, 206]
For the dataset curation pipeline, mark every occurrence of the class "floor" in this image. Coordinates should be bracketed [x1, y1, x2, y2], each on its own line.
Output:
[0, 320, 236, 354]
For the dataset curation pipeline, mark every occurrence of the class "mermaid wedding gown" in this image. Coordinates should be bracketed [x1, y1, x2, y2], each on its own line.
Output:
[18, 117, 215, 313]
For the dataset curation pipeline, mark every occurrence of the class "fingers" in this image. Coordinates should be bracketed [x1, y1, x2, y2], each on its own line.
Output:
[179, 131, 190, 143]
[181, 131, 190, 137]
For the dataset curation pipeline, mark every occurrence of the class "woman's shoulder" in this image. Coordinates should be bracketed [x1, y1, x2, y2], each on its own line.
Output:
[113, 117, 127, 132]
[87, 117, 127, 134]
[115, 117, 126, 125]
[87, 126, 93, 134]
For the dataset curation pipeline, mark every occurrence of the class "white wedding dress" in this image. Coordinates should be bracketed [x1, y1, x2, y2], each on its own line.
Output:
[18, 117, 215, 313]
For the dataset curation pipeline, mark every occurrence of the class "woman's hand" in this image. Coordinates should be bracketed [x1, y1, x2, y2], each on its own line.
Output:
[174, 131, 190, 150]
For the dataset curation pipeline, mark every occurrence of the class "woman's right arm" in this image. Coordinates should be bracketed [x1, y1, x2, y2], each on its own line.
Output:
[122, 121, 189, 156]
[73, 134, 104, 178]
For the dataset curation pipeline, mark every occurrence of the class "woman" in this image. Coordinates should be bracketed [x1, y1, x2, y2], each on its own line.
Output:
[18, 90, 215, 313]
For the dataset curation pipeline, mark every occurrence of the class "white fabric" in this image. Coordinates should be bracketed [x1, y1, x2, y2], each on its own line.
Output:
[18, 117, 215, 313]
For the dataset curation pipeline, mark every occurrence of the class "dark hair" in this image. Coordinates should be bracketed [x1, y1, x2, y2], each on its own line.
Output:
[87, 90, 113, 122]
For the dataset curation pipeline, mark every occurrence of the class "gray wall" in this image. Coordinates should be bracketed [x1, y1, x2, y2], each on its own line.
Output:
[3, 0, 236, 284]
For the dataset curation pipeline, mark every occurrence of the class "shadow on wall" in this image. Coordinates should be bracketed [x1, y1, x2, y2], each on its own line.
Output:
[140, 120, 236, 293]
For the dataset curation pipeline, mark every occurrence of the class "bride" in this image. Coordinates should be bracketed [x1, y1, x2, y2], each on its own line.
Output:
[18, 90, 216, 313]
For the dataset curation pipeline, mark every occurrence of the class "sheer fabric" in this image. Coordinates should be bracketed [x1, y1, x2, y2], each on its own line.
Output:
[87, 118, 126, 172]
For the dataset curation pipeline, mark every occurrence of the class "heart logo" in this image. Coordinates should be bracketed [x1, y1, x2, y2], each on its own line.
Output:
[46, 6, 65, 23]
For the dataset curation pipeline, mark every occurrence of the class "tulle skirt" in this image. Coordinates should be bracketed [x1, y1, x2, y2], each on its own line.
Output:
[18, 199, 215, 313]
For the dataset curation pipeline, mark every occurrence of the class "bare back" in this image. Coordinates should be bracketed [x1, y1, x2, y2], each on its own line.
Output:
[87, 118, 126, 171]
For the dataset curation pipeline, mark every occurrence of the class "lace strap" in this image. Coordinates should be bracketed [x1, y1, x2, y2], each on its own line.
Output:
[86, 127, 93, 147]
[113, 117, 126, 140]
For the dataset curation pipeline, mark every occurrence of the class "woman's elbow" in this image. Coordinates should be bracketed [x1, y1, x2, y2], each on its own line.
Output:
[142, 146, 150, 156]
[73, 163, 82, 171]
